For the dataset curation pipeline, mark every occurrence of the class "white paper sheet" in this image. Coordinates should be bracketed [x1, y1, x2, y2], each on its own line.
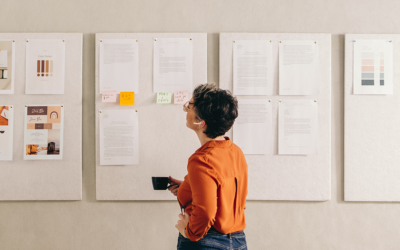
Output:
[233, 99, 272, 154]
[99, 39, 139, 94]
[0, 40, 15, 94]
[0, 105, 13, 161]
[153, 38, 193, 93]
[233, 40, 273, 95]
[23, 105, 64, 160]
[25, 39, 65, 94]
[100, 109, 139, 165]
[278, 99, 318, 155]
[279, 40, 318, 95]
[0, 50, 7, 67]
[353, 40, 393, 95]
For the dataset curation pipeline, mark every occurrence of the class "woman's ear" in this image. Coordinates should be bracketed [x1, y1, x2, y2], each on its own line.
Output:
[199, 121, 206, 129]
[193, 121, 205, 128]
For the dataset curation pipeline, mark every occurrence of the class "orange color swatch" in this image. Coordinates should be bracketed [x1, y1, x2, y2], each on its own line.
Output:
[362, 66, 374, 72]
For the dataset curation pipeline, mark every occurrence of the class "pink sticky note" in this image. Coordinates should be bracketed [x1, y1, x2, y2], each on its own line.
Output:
[102, 90, 117, 102]
[174, 90, 189, 104]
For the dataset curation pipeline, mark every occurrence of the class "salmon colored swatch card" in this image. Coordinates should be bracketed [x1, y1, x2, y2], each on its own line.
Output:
[174, 90, 189, 104]
[102, 90, 117, 102]
[157, 91, 172, 104]
[120, 92, 135, 105]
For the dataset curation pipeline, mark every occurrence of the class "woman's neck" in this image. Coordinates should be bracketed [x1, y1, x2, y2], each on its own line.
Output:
[196, 131, 225, 146]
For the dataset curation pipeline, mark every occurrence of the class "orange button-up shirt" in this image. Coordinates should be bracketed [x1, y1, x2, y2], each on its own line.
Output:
[177, 137, 248, 241]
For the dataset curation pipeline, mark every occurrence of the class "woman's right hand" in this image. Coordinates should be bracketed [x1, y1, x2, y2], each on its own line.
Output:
[168, 176, 183, 196]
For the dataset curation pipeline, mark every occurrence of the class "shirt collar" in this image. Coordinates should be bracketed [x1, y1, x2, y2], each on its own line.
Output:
[197, 136, 232, 151]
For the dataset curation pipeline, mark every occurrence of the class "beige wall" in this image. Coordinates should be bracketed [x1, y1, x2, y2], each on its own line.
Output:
[1, 0, 400, 249]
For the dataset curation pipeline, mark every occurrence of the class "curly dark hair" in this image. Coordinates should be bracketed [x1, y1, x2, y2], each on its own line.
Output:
[192, 83, 238, 139]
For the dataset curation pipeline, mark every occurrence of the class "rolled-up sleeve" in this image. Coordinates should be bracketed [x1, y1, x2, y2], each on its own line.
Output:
[185, 157, 218, 241]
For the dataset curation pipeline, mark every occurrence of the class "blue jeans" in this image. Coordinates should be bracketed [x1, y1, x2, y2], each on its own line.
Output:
[177, 231, 247, 250]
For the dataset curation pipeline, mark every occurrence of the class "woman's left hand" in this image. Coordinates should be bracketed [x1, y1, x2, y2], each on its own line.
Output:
[175, 212, 190, 238]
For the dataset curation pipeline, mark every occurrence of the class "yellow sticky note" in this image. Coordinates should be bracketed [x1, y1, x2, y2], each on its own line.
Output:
[120, 92, 135, 105]
[157, 91, 172, 104]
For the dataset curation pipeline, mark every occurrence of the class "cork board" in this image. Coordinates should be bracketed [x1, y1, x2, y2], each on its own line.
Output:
[344, 34, 400, 202]
[0, 33, 82, 200]
[95, 33, 207, 200]
[220, 33, 331, 201]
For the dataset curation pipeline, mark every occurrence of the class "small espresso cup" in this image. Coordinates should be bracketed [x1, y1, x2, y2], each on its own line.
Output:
[152, 177, 171, 190]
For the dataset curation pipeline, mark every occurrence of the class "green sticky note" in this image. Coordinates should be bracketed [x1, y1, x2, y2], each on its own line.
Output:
[157, 91, 172, 104]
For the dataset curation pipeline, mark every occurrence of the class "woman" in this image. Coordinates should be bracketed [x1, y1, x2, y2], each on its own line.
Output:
[168, 83, 248, 250]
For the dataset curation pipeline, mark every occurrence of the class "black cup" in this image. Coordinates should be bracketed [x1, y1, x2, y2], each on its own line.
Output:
[152, 177, 171, 190]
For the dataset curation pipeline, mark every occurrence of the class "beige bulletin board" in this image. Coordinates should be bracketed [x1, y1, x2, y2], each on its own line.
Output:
[0, 33, 82, 200]
[95, 33, 207, 200]
[344, 34, 400, 202]
[220, 33, 331, 201]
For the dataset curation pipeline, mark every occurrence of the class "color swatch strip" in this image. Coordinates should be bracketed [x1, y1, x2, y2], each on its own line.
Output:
[36, 60, 53, 77]
[380, 52, 384, 86]
[361, 52, 374, 86]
